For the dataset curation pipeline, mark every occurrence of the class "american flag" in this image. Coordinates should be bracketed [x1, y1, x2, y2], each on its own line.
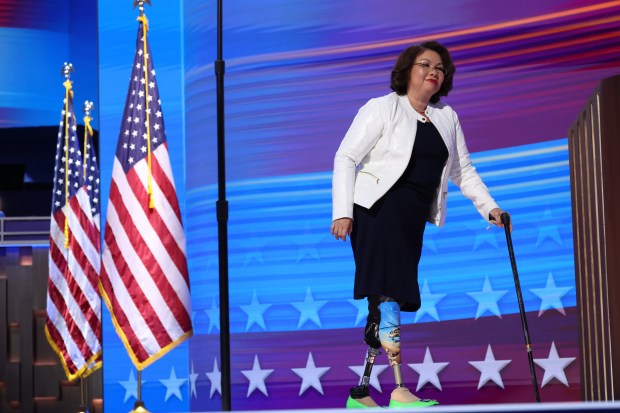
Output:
[83, 107, 103, 372]
[100, 17, 192, 369]
[45, 80, 102, 380]
[83, 109, 101, 232]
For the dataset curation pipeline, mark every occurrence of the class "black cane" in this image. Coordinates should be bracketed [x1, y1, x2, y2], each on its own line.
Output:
[499, 212, 541, 402]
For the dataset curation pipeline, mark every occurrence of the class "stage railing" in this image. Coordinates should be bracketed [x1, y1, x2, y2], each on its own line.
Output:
[0, 217, 49, 245]
[568, 73, 620, 401]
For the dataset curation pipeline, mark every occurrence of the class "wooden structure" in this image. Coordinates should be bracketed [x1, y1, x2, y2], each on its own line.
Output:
[0, 246, 102, 413]
[568, 74, 620, 401]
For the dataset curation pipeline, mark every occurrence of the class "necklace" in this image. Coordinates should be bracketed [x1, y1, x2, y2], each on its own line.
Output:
[414, 107, 429, 122]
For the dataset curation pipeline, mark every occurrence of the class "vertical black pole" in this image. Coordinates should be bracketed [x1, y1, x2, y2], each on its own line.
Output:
[215, 0, 231, 410]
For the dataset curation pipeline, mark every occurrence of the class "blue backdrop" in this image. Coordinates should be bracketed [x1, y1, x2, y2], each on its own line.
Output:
[4, 0, 620, 411]
[98, 0, 620, 411]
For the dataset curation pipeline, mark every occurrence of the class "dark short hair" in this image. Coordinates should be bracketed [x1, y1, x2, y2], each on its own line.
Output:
[390, 41, 455, 104]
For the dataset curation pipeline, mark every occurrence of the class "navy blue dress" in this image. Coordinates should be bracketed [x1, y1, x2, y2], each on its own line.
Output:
[351, 120, 449, 312]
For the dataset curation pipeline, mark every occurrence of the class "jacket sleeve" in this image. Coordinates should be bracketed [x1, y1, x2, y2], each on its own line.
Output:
[332, 98, 385, 221]
[448, 112, 499, 222]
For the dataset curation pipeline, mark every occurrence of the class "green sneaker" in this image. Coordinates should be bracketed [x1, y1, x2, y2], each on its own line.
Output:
[347, 396, 380, 409]
[388, 398, 439, 408]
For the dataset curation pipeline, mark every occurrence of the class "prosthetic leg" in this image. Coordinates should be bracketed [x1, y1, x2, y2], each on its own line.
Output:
[346, 297, 438, 408]
[346, 297, 382, 408]
[378, 300, 438, 408]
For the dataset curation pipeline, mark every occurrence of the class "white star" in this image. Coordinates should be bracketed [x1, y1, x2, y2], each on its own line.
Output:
[159, 366, 187, 402]
[240, 290, 271, 331]
[466, 275, 508, 319]
[534, 342, 575, 387]
[156, 110, 162, 118]
[469, 345, 511, 389]
[118, 370, 145, 403]
[423, 237, 438, 253]
[414, 279, 446, 323]
[535, 209, 563, 246]
[291, 287, 327, 328]
[292, 222, 322, 262]
[408, 347, 449, 391]
[241, 355, 274, 397]
[206, 358, 222, 398]
[205, 298, 220, 334]
[530, 272, 572, 316]
[348, 359, 388, 392]
[471, 221, 499, 251]
[347, 299, 368, 326]
[291, 352, 331, 395]
[238, 231, 267, 265]
[189, 362, 199, 399]
[153, 123, 161, 131]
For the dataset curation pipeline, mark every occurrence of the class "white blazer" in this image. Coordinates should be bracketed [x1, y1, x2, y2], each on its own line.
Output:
[332, 92, 498, 226]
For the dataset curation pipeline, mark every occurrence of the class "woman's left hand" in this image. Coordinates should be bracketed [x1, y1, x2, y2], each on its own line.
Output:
[489, 208, 512, 233]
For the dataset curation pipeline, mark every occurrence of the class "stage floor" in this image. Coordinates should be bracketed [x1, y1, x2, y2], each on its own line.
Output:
[179, 401, 619, 413]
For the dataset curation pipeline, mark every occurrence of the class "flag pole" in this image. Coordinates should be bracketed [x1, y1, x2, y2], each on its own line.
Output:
[61, 62, 74, 250]
[130, 370, 150, 413]
[77, 101, 95, 413]
[76, 376, 88, 413]
[215, 0, 232, 409]
[130, 3, 152, 413]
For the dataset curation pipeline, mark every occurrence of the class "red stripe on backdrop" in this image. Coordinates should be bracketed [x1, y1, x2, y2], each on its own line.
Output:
[44, 318, 77, 374]
[49, 217, 100, 337]
[99, 243, 150, 363]
[102, 208, 173, 349]
[46, 274, 94, 362]
[126, 160, 188, 284]
[111, 172, 191, 329]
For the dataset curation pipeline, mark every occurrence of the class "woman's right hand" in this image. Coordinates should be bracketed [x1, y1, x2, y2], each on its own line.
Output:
[331, 218, 353, 242]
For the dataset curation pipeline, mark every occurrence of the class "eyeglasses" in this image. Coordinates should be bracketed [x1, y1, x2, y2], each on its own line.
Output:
[414, 62, 448, 76]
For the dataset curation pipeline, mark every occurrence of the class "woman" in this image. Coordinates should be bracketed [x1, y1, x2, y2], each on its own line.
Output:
[331, 41, 510, 408]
